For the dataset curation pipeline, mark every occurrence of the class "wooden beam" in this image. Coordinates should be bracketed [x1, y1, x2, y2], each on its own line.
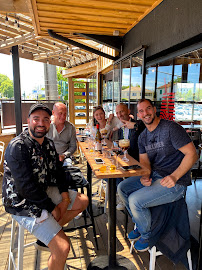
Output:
[63, 60, 97, 78]
[68, 77, 75, 124]
[27, 0, 41, 36]
[37, 2, 148, 14]
[38, 11, 136, 24]
[0, 0, 29, 13]
[0, 32, 35, 49]
[127, 0, 164, 32]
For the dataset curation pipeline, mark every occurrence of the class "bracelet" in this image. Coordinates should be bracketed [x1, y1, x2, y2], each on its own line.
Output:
[62, 198, 71, 203]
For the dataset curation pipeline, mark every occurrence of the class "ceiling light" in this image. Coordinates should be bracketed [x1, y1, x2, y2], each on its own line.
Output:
[21, 46, 24, 53]
[14, 19, 18, 29]
[113, 30, 119, 36]
[17, 23, 20, 31]
[5, 15, 9, 25]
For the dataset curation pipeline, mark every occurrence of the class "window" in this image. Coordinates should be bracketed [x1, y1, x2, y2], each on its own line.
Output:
[145, 48, 202, 123]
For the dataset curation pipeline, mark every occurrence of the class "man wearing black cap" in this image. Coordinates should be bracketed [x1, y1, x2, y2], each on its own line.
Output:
[2, 103, 88, 270]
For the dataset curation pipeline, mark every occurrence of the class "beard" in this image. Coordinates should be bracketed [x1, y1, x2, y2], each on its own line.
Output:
[143, 115, 155, 125]
[29, 127, 48, 138]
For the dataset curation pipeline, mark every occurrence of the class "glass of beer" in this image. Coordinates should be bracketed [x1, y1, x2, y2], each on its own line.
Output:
[100, 128, 108, 146]
[111, 140, 121, 169]
[119, 139, 130, 162]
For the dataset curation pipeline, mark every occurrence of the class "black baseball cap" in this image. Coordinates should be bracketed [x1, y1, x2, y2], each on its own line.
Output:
[28, 103, 52, 117]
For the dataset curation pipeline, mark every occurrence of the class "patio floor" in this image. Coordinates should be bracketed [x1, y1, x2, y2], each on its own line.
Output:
[0, 160, 201, 270]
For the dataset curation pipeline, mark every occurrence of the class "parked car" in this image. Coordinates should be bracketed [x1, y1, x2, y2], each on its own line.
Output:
[76, 112, 86, 117]
[75, 105, 86, 110]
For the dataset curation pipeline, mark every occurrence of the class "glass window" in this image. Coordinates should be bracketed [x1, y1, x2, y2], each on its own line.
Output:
[114, 63, 121, 103]
[130, 52, 143, 101]
[174, 48, 202, 123]
[145, 66, 156, 100]
[121, 58, 130, 102]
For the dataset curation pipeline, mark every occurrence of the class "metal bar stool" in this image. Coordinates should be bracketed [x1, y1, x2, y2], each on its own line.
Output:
[8, 218, 69, 270]
[130, 238, 192, 270]
[8, 218, 36, 270]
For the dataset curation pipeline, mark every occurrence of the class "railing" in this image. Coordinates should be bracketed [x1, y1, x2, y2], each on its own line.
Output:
[0, 99, 68, 131]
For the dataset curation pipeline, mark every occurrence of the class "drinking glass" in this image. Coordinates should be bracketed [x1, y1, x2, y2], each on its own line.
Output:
[109, 160, 116, 172]
[111, 140, 121, 169]
[119, 139, 130, 162]
[100, 128, 108, 146]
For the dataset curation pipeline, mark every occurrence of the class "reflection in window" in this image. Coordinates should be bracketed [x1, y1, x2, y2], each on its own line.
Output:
[130, 53, 143, 102]
[144, 48, 202, 123]
[145, 66, 156, 100]
[114, 63, 121, 103]
[156, 62, 173, 101]
[121, 58, 130, 102]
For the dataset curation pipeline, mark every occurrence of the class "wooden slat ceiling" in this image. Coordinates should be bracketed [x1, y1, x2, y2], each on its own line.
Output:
[0, 0, 163, 68]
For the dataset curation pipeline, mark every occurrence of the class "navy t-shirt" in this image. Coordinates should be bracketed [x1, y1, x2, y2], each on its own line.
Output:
[138, 119, 192, 186]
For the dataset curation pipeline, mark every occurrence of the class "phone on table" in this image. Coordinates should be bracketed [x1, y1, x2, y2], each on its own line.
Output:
[95, 158, 104, 164]
[121, 165, 141, 170]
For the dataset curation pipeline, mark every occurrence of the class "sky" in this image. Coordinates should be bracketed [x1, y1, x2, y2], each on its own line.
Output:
[0, 53, 45, 95]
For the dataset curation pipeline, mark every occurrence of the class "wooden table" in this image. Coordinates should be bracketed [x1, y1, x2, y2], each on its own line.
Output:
[78, 140, 149, 269]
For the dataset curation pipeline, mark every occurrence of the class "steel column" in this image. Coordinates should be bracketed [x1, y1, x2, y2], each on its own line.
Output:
[12, 45, 22, 135]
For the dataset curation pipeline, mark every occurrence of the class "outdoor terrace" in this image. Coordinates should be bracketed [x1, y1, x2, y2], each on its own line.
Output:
[0, 158, 201, 270]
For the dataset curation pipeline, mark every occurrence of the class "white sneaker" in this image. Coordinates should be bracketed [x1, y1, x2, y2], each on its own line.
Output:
[74, 212, 83, 220]
[116, 202, 125, 211]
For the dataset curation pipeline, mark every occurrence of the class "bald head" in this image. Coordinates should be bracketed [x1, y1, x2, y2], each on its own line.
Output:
[115, 103, 130, 122]
[53, 102, 67, 111]
[52, 102, 67, 125]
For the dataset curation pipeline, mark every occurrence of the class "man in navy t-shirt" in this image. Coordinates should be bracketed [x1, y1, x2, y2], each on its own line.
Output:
[117, 98, 198, 252]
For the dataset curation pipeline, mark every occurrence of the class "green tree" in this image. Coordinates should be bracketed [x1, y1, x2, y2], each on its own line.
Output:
[0, 74, 14, 98]
[57, 67, 68, 99]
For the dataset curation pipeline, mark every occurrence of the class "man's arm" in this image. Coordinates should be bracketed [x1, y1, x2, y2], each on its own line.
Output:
[160, 141, 198, 188]
[7, 141, 56, 213]
[139, 153, 152, 186]
[62, 125, 77, 158]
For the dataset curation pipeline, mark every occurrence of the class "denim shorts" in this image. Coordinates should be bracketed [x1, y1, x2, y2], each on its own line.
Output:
[12, 188, 77, 246]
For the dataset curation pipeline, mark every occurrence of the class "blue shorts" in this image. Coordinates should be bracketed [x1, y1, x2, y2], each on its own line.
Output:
[12, 188, 77, 246]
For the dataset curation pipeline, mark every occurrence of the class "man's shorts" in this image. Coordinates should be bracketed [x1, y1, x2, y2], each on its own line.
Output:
[12, 188, 77, 246]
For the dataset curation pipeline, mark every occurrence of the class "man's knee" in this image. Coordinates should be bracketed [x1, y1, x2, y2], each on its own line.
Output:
[78, 193, 89, 210]
[49, 233, 70, 258]
[117, 180, 124, 195]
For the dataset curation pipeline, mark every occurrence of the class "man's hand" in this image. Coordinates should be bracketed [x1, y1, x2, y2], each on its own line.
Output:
[140, 175, 152, 186]
[121, 120, 136, 129]
[59, 154, 65, 162]
[160, 175, 177, 188]
[108, 113, 114, 123]
[51, 206, 61, 222]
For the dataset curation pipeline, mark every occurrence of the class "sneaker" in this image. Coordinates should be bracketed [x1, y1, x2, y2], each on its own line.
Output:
[74, 212, 83, 220]
[34, 240, 50, 252]
[116, 202, 125, 211]
[128, 228, 141, 241]
[134, 237, 149, 252]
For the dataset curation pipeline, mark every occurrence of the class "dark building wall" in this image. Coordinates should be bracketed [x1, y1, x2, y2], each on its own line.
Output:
[123, 0, 202, 59]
